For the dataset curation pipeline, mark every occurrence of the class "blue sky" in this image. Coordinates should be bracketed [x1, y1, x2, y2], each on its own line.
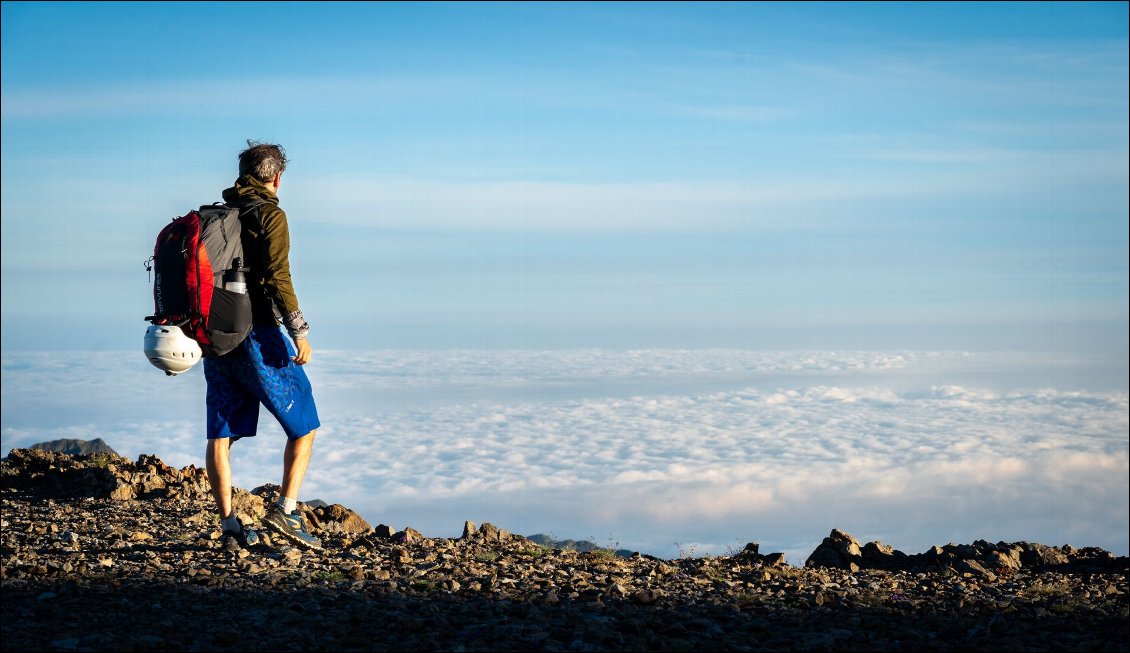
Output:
[2, 3, 1128, 558]
[2, 1, 1127, 352]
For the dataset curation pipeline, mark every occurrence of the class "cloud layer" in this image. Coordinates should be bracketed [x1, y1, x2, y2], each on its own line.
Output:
[2, 350, 1126, 562]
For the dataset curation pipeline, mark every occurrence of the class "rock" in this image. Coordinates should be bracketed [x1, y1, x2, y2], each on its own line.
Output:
[313, 503, 372, 534]
[1020, 543, 1070, 568]
[393, 528, 423, 545]
[250, 483, 282, 501]
[943, 543, 979, 559]
[860, 540, 911, 570]
[479, 522, 502, 542]
[862, 540, 893, 556]
[462, 520, 477, 539]
[761, 552, 788, 567]
[986, 549, 1021, 571]
[231, 488, 267, 522]
[108, 484, 136, 501]
[805, 529, 864, 570]
[831, 529, 862, 557]
[955, 559, 997, 582]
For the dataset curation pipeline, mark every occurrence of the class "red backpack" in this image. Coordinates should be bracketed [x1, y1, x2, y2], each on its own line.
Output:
[145, 203, 254, 357]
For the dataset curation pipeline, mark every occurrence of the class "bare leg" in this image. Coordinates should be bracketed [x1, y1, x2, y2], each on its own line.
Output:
[206, 438, 233, 519]
[280, 430, 316, 503]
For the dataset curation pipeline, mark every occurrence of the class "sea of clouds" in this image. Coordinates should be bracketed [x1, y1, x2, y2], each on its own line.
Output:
[2, 349, 1126, 563]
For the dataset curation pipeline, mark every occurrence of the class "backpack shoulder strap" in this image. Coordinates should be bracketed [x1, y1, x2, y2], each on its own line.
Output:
[234, 198, 268, 229]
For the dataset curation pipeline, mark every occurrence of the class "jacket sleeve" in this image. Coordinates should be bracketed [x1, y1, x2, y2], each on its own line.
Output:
[256, 205, 308, 338]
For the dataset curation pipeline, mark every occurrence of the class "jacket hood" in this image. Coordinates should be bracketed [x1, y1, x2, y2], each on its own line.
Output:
[222, 175, 280, 208]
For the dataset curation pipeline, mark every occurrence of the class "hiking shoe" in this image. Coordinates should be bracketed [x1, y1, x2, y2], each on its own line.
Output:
[222, 520, 261, 550]
[262, 504, 323, 550]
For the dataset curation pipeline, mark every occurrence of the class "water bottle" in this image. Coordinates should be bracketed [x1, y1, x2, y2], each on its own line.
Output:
[223, 257, 247, 294]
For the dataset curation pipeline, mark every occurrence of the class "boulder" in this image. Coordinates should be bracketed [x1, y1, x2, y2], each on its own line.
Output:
[393, 527, 424, 544]
[479, 522, 510, 543]
[805, 529, 863, 570]
[312, 503, 372, 534]
[1020, 543, 1070, 568]
[232, 488, 268, 522]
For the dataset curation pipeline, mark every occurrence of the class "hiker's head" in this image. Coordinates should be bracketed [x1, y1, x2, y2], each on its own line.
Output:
[238, 140, 288, 190]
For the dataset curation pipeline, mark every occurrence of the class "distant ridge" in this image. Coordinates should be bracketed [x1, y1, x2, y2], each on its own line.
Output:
[527, 533, 635, 558]
[28, 438, 118, 457]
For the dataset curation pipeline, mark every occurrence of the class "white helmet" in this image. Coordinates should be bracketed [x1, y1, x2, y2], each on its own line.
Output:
[144, 324, 202, 376]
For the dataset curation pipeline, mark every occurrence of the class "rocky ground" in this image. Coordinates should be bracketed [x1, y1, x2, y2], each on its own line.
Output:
[2, 448, 1127, 652]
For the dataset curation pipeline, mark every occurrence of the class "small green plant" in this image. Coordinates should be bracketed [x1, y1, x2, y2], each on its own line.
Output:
[1029, 581, 1073, 598]
[474, 551, 500, 563]
[313, 570, 346, 583]
[517, 542, 551, 559]
[579, 533, 622, 561]
[88, 454, 113, 469]
[725, 538, 749, 558]
[411, 579, 437, 592]
[702, 564, 727, 582]
[589, 548, 617, 562]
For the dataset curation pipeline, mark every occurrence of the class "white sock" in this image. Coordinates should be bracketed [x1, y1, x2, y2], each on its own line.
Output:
[221, 514, 240, 533]
[278, 497, 297, 513]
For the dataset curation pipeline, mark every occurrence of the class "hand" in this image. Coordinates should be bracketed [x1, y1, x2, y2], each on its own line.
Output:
[292, 338, 312, 365]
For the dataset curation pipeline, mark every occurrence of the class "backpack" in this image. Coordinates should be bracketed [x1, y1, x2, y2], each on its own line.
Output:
[145, 203, 256, 357]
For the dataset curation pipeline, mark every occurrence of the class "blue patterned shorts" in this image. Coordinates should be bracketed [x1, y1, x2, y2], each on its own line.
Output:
[204, 326, 320, 440]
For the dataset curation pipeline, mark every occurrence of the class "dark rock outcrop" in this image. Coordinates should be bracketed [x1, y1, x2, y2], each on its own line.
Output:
[804, 528, 1127, 575]
[1, 447, 210, 502]
[732, 541, 789, 567]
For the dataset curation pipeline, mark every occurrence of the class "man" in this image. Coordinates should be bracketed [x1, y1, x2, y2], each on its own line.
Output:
[204, 141, 322, 550]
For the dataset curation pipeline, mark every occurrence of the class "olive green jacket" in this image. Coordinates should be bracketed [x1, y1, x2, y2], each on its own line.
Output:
[221, 175, 304, 332]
